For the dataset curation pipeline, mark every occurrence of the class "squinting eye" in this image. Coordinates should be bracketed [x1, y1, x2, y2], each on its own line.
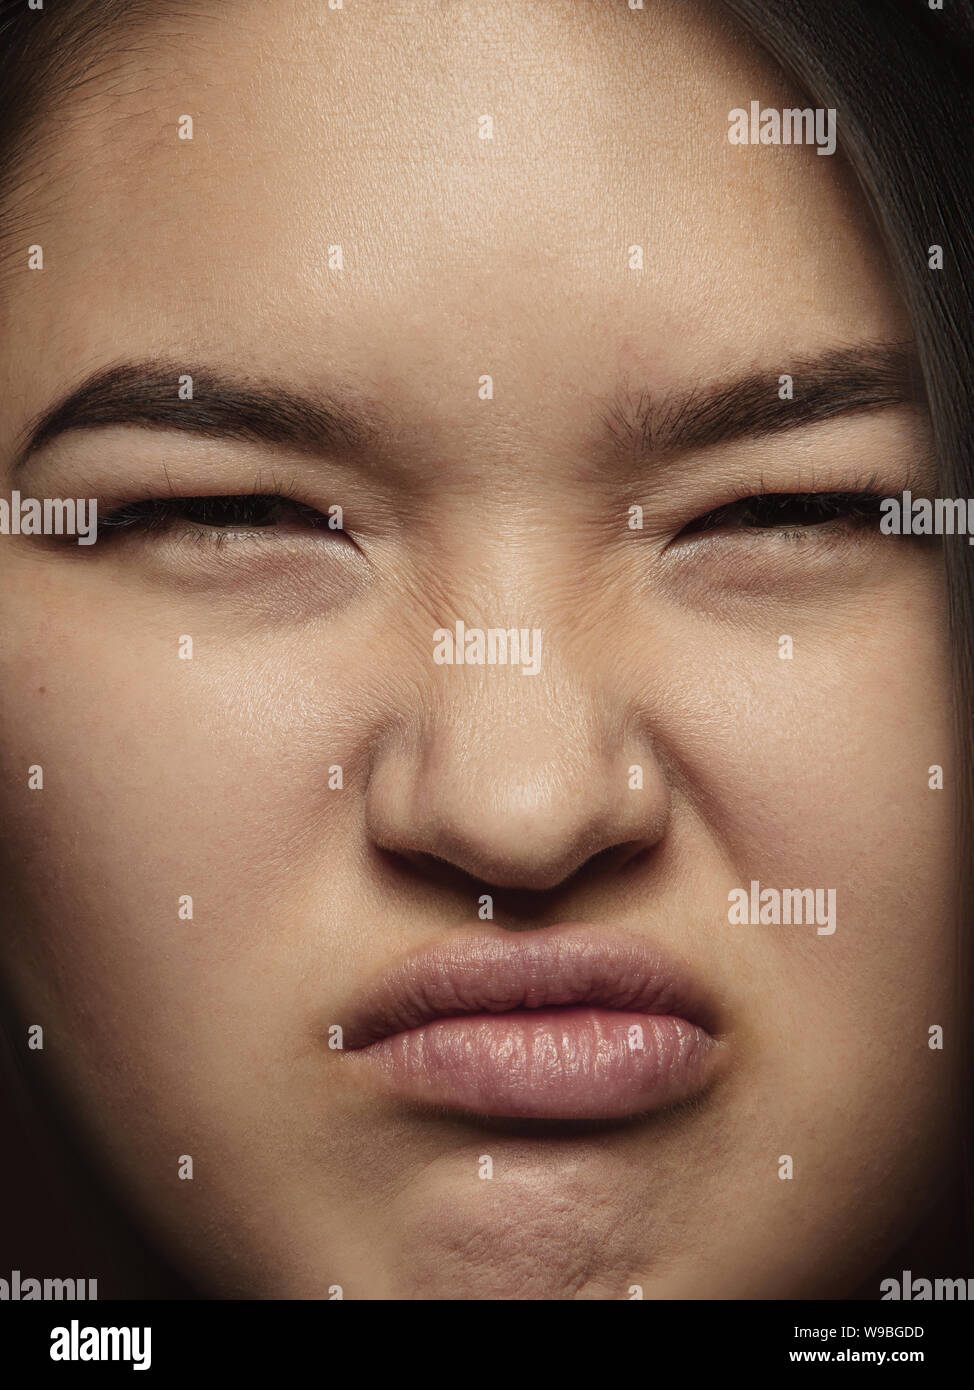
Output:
[677, 490, 885, 538]
[99, 493, 332, 534]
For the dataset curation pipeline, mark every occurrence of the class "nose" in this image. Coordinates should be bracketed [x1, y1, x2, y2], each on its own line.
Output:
[365, 673, 670, 895]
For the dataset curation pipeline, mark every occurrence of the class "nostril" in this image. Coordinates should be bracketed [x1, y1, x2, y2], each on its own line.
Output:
[374, 839, 654, 911]
[377, 847, 487, 893]
[610, 841, 654, 874]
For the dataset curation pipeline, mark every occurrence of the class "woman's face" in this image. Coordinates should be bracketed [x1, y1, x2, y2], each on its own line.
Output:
[0, 0, 958, 1298]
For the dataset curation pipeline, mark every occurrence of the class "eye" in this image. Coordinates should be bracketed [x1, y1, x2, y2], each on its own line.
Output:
[677, 490, 885, 539]
[99, 493, 333, 535]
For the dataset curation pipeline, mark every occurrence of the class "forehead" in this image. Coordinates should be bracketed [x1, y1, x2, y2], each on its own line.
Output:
[3, 0, 907, 435]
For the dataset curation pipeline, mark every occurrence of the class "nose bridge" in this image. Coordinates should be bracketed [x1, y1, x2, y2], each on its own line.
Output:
[433, 666, 604, 805]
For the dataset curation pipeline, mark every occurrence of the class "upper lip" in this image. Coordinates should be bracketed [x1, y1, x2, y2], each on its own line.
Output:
[342, 923, 720, 1050]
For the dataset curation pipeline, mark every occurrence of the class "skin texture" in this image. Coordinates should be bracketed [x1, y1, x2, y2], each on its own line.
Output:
[0, 0, 961, 1298]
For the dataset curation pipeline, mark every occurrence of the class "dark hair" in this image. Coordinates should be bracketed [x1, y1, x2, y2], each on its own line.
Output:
[0, 0, 972, 1290]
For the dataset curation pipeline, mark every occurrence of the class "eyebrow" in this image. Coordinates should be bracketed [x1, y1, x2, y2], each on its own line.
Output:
[14, 362, 387, 470]
[14, 342, 925, 474]
[598, 342, 926, 461]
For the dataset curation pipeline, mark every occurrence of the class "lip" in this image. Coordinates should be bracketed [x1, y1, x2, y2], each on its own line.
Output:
[342, 924, 723, 1120]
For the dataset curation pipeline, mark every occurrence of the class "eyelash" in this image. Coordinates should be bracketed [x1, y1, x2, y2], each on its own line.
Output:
[99, 493, 332, 535]
[675, 489, 885, 539]
[94, 486, 890, 559]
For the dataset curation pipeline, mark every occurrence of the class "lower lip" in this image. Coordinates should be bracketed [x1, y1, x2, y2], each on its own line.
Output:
[355, 1008, 716, 1119]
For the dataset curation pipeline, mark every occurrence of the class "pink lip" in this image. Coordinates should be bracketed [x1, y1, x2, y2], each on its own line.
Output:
[342, 925, 722, 1119]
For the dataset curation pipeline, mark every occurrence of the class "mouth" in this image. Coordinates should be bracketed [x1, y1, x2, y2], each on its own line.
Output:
[341, 924, 724, 1120]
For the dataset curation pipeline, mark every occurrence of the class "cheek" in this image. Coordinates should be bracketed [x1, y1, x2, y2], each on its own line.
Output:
[654, 562, 954, 898]
[0, 578, 394, 1261]
[623, 571, 958, 1291]
[0, 573, 380, 1111]
[638, 561, 956, 1017]
[655, 567, 957, 1169]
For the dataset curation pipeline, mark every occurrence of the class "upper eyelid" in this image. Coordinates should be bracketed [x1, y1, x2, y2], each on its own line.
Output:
[719, 489, 884, 513]
[99, 493, 326, 520]
[102, 486, 881, 521]
[98, 496, 354, 557]
[669, 490, 887, 544]
[684, 488, 885, 520]
[98, 484, 888, 533]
